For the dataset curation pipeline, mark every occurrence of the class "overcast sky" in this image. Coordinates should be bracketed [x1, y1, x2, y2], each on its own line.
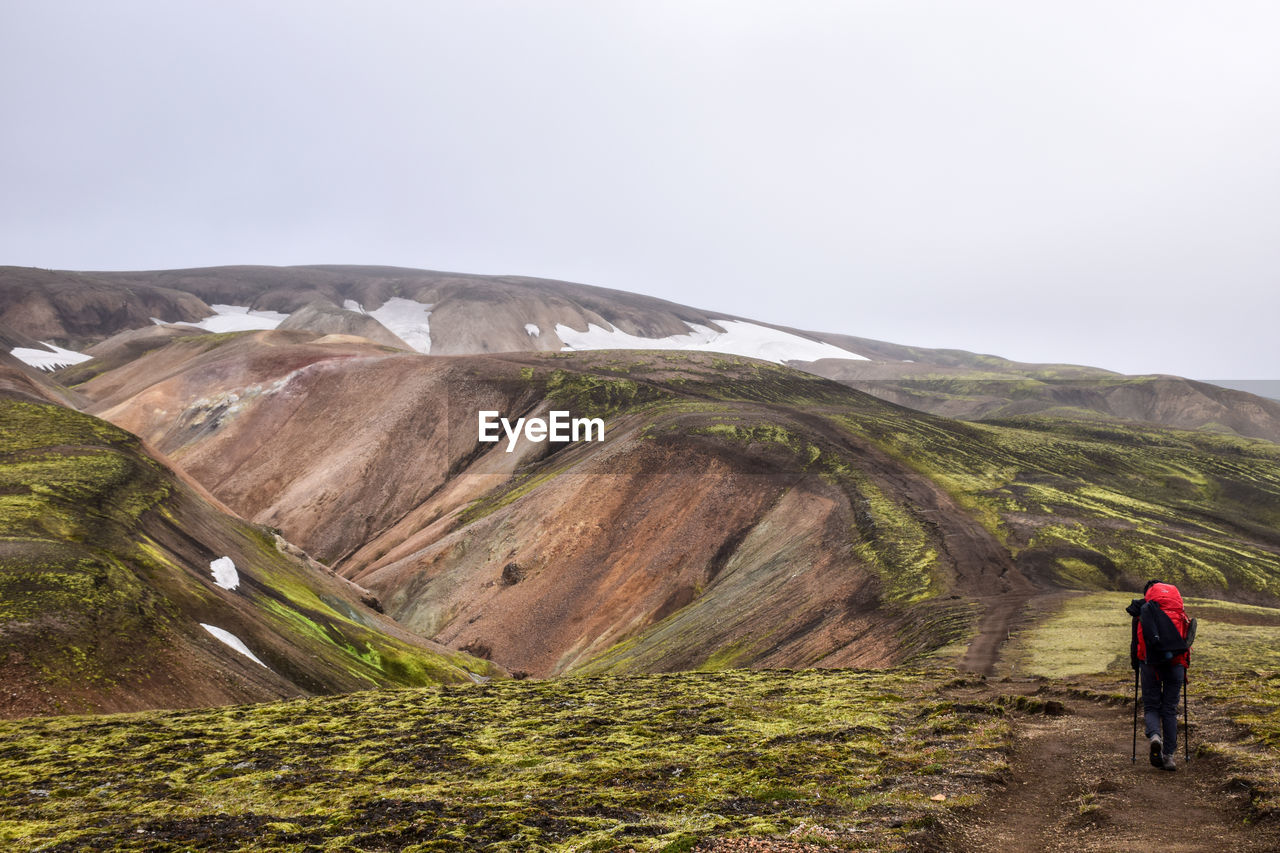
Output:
[2, 2, 1277, 378]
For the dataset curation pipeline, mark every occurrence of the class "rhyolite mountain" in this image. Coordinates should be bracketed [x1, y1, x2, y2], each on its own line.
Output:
[5, 264, 1279, 442]
[4, 264, 1280, 697]
[49, 327, 1280, 681]
[0, 356, 498, 718]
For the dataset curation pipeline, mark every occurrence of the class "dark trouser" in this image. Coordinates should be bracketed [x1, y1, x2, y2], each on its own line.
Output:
[1140, 662, 1184, 756]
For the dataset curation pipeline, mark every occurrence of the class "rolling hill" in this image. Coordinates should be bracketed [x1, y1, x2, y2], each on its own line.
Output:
[53, 328, 1280, 681]
[0, 359, 498, 718]
[4, 264, 1280, 851]
[7, 264, 1278, 444]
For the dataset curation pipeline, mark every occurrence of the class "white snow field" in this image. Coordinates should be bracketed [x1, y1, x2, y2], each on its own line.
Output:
[9, 342, 93, 371]
[555, 319, 866, 364]
[185, 304, 290, 333]
[525, 323, 541, 337]
[209, 557, 240, 591]
[368, 297, 432, 353]
[200, 624, 270, 668]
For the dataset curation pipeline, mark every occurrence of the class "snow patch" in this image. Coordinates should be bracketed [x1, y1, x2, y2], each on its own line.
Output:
[555, 319, 867, 364]
[525, 323, 540, 337]
[200, 624, 269, 668]
[10, 342, 93, 371]
[210, 556, 240, 591]
[368, 297, 432, 353]
[189, 304, 289, 333]
[342, 299, 367, 314]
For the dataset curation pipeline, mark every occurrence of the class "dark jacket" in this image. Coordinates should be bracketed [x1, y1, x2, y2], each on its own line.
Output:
[1126, 582, 1191, 669]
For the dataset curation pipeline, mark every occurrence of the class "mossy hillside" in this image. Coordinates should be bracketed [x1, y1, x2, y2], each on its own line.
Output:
[528, 351, 889, 413]
[842, 372, 1279, 441]
[1, 398, 493, 712]
[688, 419, 940, 606]
[139, 499, 501, 692]
[518, 355, 1280, 603]
[543, 405, 968, 676]
[0, 399, 169, 530]
[835, 410, 1280, 600]
[0, 399, 177, 693]
[0, 668, 1015, 852]
[544, 368, 671, 419]
[456, 391, 956, 679]
[464, 356, 1280, 677]
[477, 356, 951, 612]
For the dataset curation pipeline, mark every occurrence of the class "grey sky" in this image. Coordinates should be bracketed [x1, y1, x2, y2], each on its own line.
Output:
[2, 2, 1278, 378]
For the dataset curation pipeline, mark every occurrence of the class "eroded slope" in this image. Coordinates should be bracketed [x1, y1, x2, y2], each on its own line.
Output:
[0, 366, 497, 718]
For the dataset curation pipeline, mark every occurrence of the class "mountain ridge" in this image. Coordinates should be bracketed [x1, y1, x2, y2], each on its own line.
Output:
[8, 264, 1278, 443]
[56, 329, 1280, 681]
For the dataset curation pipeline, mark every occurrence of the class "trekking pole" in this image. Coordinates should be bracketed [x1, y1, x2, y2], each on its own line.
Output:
[1184, 674, 1190, 764]
[1132, 668, 1139, 763]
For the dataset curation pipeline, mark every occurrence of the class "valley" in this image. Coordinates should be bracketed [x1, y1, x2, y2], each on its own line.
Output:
[2, 265, 1279, 850]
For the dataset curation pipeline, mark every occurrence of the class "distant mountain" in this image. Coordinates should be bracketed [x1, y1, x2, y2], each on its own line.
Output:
[801, 359, 1280, 443]
[0, 359, 498, 718]
[59, 329, 1280, 679]
[1, 264, 865, 361]
[5, 264, 1279, 442]
[0, 267, 209, 345]
[1204, 380, 1280, 403]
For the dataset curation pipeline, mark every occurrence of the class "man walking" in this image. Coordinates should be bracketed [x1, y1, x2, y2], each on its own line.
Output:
[1126, 580, 1192, 771]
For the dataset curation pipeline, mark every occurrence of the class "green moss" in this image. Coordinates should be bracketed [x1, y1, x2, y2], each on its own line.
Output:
[1055, 557, 1110, 589]
[693, 422, 812, 457]
[545, 369, 670, 419]
[0, 398, 489, 701]
[173, 330, 253, 348]
[0, 401, 170, 542]
[832, 407, 1280, 601]
[0, 668, 1011, 851]
[696, 638, 755, 671]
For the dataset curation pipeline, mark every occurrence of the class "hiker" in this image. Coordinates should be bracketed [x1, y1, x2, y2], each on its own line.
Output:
[1126, 580, 1192, 771]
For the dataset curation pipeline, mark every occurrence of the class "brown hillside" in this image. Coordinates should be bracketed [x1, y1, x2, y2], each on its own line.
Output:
[0, 361, 497, 718]
[70, 334, 1027, 676]
[0, 267, 211, 346]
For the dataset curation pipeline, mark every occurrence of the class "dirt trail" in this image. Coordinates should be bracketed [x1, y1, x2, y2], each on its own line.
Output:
[932, 678, 1277, 853]
[955, 591, 1036, 675]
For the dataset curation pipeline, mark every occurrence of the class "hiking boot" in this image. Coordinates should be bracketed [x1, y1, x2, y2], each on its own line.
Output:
[1162, 753, 1177, 772]
[1148, 734, 1163, 767]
